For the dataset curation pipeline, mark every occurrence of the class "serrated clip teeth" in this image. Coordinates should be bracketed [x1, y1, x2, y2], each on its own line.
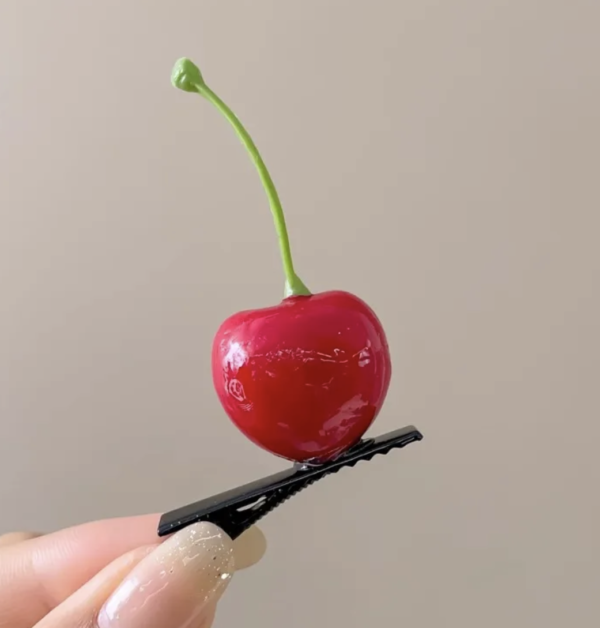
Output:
[158, 425, 423, 540]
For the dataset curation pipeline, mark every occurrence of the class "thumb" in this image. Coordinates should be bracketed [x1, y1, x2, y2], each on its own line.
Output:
[35, 522, 239, 628]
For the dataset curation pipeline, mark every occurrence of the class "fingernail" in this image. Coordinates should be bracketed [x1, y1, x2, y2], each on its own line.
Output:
[98, 522, 234, 628]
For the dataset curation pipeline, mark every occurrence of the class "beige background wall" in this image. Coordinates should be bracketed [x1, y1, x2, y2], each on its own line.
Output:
[1, 1, 599, 626]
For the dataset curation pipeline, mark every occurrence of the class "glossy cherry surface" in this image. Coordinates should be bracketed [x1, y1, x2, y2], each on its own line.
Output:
[212, 291, 391, 462]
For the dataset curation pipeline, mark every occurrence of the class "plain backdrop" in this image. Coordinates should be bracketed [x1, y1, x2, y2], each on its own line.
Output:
[1, 1, 599, 627]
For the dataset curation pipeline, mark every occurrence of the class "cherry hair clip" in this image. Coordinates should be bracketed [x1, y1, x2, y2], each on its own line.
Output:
[159, 57, 425, 540]
[158, 425, 423, 540]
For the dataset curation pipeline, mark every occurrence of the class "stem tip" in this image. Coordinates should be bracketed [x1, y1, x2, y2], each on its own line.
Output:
[171, 58, 204, 92]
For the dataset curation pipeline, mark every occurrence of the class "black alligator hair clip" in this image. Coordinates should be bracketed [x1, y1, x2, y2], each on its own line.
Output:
[158, 425, 423, 540]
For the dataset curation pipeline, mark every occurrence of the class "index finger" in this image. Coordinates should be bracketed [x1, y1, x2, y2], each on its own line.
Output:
[0, 532, 42, 548]
[0, 514, 160, 628]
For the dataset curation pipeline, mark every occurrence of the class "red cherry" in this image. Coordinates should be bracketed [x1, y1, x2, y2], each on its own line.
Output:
[171, 58, 393, 462]
[212, 291, 391, 462]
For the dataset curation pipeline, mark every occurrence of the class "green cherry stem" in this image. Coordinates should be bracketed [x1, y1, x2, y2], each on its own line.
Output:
[171, 57, 311, 298]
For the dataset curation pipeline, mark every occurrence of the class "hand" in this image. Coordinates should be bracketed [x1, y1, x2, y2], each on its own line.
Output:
[0, 514, 266, 628]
